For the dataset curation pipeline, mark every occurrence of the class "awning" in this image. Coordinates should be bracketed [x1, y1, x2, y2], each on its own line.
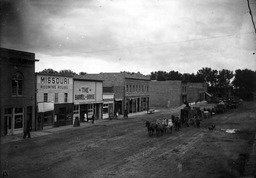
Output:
[38, 102, 54, 112]
[115, 99, 123, 101]
[205, 92, 212, 97]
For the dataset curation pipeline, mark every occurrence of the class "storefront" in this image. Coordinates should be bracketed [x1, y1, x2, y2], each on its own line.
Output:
[36, 73, 73, 129]
[3, 107, 32, 135]
[103, 93, 114, 119]
[73, 77, 103, 122]
[125, 96, 149, 114]
[125, 77, 150, 114]
[1, 48, 37, 136]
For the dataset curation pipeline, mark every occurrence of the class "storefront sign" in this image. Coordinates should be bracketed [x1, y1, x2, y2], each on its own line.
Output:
[74, 85, 95, 101]
[37, 75, 73, 90]
[74, 81, 98, 103]
[40, 76, 70, 84]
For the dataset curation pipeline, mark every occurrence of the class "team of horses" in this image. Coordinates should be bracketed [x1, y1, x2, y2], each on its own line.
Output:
[145, 113, 201, 137]
[145, 115, 182, 137]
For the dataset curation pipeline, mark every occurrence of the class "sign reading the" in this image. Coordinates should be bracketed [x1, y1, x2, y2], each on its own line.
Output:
[74, 81, 97, 103]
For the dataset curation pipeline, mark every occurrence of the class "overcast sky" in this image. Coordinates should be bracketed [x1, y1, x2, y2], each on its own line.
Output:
[1, 0, 256, 75]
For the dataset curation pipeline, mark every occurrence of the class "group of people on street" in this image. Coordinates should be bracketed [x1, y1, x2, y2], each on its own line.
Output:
[114, 109, 129, 119]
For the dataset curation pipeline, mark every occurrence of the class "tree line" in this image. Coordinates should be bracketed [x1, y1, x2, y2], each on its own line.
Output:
[39, 67, 256, 94]
[150, 68, 234, 86]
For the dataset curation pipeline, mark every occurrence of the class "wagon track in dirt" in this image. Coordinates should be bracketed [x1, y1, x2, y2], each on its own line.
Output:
[1, 101, 256, 178]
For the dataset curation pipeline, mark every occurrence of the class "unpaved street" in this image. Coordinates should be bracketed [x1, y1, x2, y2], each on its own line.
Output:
[1, 101, 256, 178]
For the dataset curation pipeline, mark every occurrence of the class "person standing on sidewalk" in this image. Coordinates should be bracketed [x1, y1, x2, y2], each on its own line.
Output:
[92, 114, 95, 124]
[23, 119, 31, 139]
[124, 109, 128, 118]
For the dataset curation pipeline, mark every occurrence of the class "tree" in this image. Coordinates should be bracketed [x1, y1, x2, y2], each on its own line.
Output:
[150, 71, 167, 81]
[39, 68, 58, 74]
[166, 70, 183, 80]
[59, 69, 77, 76]
[232, 69, 256, 92]
[217, 69, 234, 86]
[79, 72, 87, 75]
[196, 67, 217, 86]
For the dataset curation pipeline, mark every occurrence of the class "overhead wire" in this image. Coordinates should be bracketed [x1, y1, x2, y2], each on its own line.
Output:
[247, 0, 256, 34]
[79, 32, 254, 54]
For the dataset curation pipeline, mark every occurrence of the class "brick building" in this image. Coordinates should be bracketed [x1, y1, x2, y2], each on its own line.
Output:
[186, 82, 207, 103]
[36, 73, 74, 129]
[149, 80, 207, 109]
[79, 72, 150, 116]
[149, 80, 182, 108]
[0, 48, 38, 135]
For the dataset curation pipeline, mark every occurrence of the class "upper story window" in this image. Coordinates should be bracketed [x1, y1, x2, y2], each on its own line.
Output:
[64, 93, 68, 102]
[12, 72, 23, 96]
[54, 93, 58, 103]
[44, 93, 48, 102]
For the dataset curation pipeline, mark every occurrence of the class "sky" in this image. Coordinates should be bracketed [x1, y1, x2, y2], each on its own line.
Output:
[1, 0, 256, 75]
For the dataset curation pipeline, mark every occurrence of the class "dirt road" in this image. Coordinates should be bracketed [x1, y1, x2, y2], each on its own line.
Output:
[1, 101, 256, 178]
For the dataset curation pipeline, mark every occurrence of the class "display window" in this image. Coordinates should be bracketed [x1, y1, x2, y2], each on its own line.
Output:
[14, 108, 23, 129]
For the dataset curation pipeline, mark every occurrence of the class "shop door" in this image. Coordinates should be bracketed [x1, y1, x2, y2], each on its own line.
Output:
[4, 115, 12, 135]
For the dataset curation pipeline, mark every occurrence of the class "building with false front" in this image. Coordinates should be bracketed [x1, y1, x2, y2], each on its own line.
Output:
[103, 87, 115, 119]
[0, 48, 38, 135]
[36, 73, 73, 129]
[73, 76, 103, 122]
[79, 72, 150, 116]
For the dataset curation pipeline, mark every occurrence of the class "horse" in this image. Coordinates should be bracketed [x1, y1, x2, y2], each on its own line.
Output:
[155, 122, 164, 137]
[155, 119, 165, 136]
[145, 121, 156, 136]
[162, 118, 173, 133]
[166, 118, 173, 133]
[172, 115, 181, 131]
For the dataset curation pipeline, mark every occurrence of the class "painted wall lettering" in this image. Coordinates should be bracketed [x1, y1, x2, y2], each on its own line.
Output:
[74, 94, 95, 100]
[40, 76, 70, 85]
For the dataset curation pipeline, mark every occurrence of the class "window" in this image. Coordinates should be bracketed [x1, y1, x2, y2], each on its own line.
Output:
[12, 72, 23, 96]
[73, 105, 79, 114]
[103, 104, 108, 114]
[54, 93, 58, 103]
[4, 108, 12, 114]
[64, 93, 68, 102]
[88, 104, 96, 118]
[14, 108, 23, 129]
[43, 93, 48, 102]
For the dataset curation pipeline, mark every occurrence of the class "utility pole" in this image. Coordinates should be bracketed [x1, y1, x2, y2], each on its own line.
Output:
[247, 0, 256, 35]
